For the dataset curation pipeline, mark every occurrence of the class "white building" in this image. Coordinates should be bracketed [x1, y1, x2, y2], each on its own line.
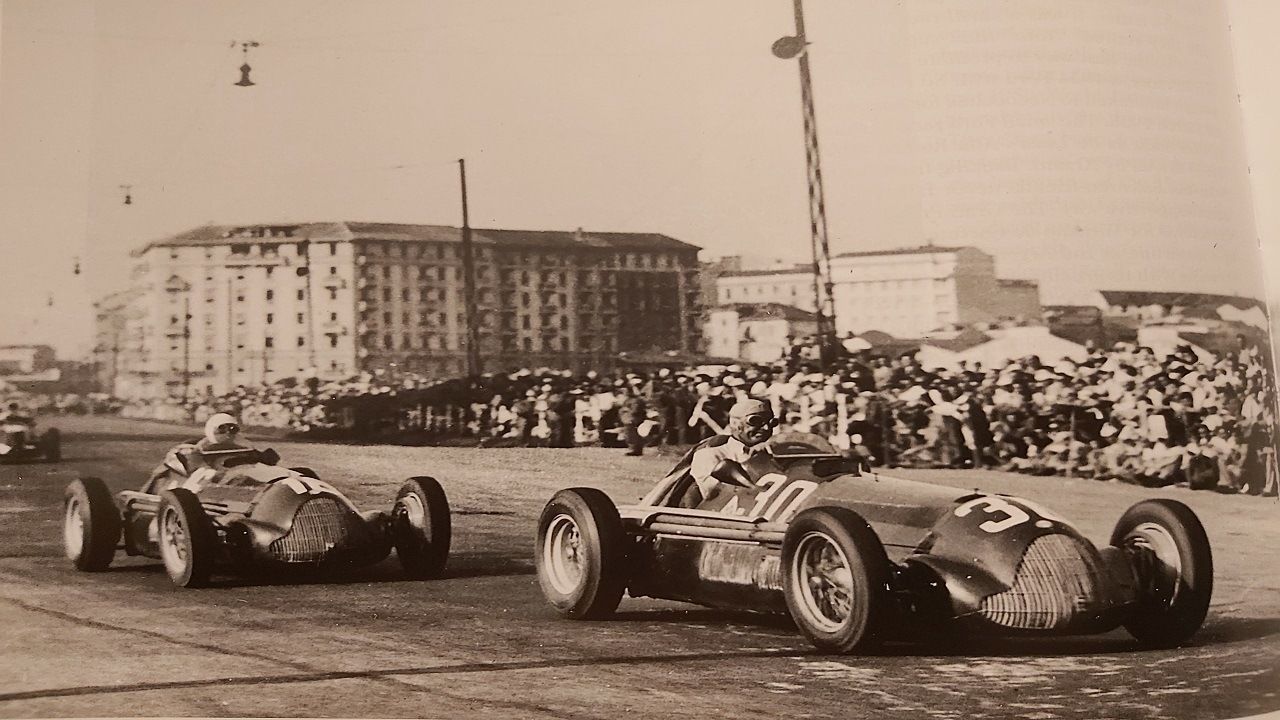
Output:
[716, 246, 1040, 339]
[705, 303, 817, 364]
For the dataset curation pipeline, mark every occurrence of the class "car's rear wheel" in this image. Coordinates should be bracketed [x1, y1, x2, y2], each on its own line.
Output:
[393, 476, 451, 579]
[42, 428, 61, 462]
[63, 477, 120, 571]
[157, 488, 216, 588]
[782, 507, 891, 654]
[1111, 499, 1213, 647]
[536, 488, 627, 619]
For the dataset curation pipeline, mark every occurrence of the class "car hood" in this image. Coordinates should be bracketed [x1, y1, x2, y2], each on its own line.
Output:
[800, 470, 971, 555]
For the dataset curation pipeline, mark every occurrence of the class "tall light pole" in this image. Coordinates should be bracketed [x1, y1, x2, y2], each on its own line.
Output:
[164, 276, 192, 402]
[458, 159, 482, 376]
[774, 0, 838, 364]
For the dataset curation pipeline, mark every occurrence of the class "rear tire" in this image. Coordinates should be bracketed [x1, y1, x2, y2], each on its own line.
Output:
[1111, 499, 1213, 647]
[782, 507, 892, 654]
[536, 488, 627, 619]
[157, 488, 216, 588]
[42, 428, 62, 463]
[63, 477, 120, 571]
[392, 476, 452, 579]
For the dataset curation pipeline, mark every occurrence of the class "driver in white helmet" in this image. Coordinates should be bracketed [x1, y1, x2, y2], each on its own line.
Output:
[667, 397, 778, 508]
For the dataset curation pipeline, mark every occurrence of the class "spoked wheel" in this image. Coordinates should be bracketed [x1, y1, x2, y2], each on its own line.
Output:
[63, 477, 120, 571]
[157, 488, 215, 588]
[782, 507, 891, 654]
[393, 476, 452, 579]
[1111, 499, 1213, 647]
[535, 488, 627, 619]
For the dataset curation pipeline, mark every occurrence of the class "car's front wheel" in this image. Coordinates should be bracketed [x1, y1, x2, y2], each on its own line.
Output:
[782, 507, 891, 654]
[536, 488, 627, 619]
[392, 476, 451, 579]
[64, 477, 120, 571]
[1111, 499, 1213, 647]
[157, 488, 216, 588]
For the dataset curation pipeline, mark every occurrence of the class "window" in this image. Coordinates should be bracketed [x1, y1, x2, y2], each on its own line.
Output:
[297, 336, 306, 347]
[522, 316, 531, 330]
[236, 294, 245, 302]
[265, 266, 273, 277]
[402, 288, 410, 302]
[265, 337, 274, 348]
[296, 289, 305, 300]
[329, 312, 337, 321]
[329, 243, 337, 256]
[329, 266, 337, 275]
[266, 313, 274, 324]
[296, 312, 304, 324]
[266, 289, 274, 301]
[384, 334, 393, 349]
[383, 311, 392, 323]
[328, 289, 337, 300]
[329, 335, 338, 348]
[383, 288, 392, 302]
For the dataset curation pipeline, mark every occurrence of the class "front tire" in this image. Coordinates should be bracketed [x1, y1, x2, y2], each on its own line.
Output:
[1111, 499, 1213, 647]
[63, 477, 120, 571]
[392, 476, 452, 579]
[157, 488, 216, 588]
[535, 488, 627, 619]
[782, 507, 892, 654]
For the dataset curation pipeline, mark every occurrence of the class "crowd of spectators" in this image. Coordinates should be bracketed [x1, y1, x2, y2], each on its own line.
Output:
[16, 338, 1278, 497]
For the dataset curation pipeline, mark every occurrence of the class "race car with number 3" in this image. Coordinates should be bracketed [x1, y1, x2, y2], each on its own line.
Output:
[63, 445, 451, 587]
[536, 434, 1213, 653]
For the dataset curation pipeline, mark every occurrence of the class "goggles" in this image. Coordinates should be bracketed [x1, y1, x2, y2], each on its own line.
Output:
[742, 414, 778, 429]
[217, 423, 240, 434]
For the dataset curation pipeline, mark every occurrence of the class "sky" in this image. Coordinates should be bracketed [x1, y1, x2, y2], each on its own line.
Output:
[0, 0, 1276, 359]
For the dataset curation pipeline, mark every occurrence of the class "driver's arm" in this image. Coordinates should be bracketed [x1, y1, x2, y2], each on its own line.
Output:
[689, 445, 726, 501]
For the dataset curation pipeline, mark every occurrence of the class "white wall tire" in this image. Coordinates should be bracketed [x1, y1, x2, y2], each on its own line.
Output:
[393, 476, 452, 579]
[63, 477, 119, 571]
[157, 488, 215, 588]
[535, 488, 627, 619]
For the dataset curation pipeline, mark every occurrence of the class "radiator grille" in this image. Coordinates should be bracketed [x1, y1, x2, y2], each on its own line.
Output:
[268, 498, 361, 563]
[980, 534, 1105, 630]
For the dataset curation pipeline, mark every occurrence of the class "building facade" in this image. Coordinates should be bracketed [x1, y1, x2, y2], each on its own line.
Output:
[97, 222, 701, 399]
[705, 303, 817, 364]
[715, 246, 1040, 339]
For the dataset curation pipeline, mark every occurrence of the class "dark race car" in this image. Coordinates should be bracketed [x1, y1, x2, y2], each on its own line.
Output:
[63, 445, 450, 587]
[0, 415, 60, 463]
[535, 434, 1213, 653]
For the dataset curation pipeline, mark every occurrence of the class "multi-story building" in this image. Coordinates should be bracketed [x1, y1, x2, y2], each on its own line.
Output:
[96, 222, 701, 399]
[715, 246, 1040, 339]
[705, 303, 817, 364]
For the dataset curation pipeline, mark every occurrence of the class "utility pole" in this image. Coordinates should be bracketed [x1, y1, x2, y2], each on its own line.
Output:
[774, 0, 838, 365]
[182, 295, 191, 401]
[458, 159, 482, 376]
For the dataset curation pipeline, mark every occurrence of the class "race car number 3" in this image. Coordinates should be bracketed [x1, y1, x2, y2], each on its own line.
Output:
[954, 496, 1030, 533]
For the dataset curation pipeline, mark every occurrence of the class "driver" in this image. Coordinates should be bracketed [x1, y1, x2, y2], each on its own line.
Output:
[678, 397, 778, 507]
[147, 413, 250, 490]
[197, 413, 248, 454]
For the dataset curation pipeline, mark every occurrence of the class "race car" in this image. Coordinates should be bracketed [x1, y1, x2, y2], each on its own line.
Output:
[535, 434, 1213, 653]
[63, 444, 450, 588]
[0, 414, 60, 463]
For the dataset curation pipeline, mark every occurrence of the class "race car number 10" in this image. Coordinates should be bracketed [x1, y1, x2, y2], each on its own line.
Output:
[721, 473, 818, 521]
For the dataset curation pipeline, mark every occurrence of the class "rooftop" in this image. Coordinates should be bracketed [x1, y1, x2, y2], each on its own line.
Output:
[134, 222, 699, 255]
[713, 303, 818, 322]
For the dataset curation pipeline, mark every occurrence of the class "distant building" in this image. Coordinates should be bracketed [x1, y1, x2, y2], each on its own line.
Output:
[705, 303, 817, 364]
[0, 345, 55, 376]
[97, 222, 702, 400]
[716, 246, 1041, 339]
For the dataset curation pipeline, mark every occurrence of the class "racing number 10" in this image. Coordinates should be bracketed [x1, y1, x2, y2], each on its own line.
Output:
[747, 473, 817, 521]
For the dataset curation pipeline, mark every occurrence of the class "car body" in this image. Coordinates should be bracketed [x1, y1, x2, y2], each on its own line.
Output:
[63, 444, 450, 587]
[536, 434, 1213, 653]
[0, 416, 60, 463]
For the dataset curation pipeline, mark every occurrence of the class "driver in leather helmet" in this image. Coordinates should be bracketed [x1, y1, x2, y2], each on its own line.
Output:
[669, 398, 778, 508]
[147, 413, 250, 490]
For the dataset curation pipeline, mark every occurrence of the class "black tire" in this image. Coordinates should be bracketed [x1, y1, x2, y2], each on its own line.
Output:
[1111, 499, 1213, 647]
[782, 507, 892, 654]
[156, 488, 216, 588]
[42, 428, 62, 463]
[290, 467, 319, 479]
[63, 477, 120, 571]
[392, 476, 452, 579]
[535, 487, 627, 619]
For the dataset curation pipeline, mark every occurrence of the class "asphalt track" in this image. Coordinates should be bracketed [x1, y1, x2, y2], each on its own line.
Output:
[0, 416, 1277, 719]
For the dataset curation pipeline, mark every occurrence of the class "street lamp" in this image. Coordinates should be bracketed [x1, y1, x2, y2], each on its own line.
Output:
[774, 0, 838, 366]
[164, 275, 192, 403]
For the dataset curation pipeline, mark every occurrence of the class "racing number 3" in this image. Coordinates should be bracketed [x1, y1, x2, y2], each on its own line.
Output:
[954, 496, 1030, 533]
